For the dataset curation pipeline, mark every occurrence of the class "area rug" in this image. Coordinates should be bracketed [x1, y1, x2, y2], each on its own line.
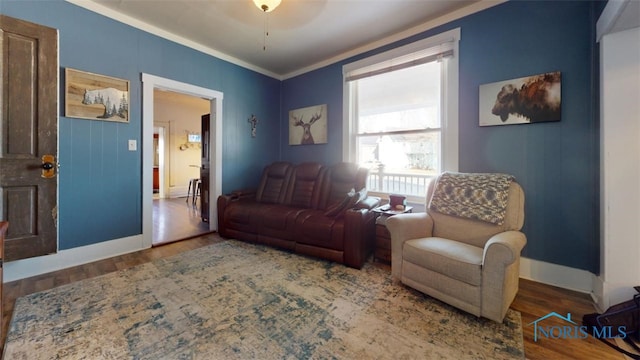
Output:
[4, 240, 524, 359]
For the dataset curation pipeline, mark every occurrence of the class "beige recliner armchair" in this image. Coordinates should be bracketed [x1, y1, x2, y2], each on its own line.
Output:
[386, 172, 526, 322]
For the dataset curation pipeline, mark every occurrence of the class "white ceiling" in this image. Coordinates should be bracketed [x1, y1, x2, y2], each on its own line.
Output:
[69, 0, 500, 79]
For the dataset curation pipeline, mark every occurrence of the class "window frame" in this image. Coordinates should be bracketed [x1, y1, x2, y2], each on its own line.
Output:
[342, 28, 460, 202]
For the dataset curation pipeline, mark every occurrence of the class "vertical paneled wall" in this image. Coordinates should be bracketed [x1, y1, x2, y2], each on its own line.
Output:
[281, 65, 344, 165]
[281, 1, 602, 273]
[3, 0, 604, 273]
[2, 1, 281, 250]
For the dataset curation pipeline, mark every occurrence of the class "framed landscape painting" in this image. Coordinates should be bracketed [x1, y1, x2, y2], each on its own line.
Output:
[479, 71, 561, 126]
[65, 68, 130, 123]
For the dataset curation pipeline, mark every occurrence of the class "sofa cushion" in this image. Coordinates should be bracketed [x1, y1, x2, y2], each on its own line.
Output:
[324, 188, 355, 217]
[223, 200, 266, 234]
[403, 237, 483, 286]
[318, 163, 369, 209]
[256, 162, 293, 204]
[295, 210, 344, 251]
[324, 187, 368, 217]
[285, 162, 326, 209]
[259, 204, 305, 241]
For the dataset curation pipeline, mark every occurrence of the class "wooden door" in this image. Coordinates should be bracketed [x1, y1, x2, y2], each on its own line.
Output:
[0, 15, 58, 261]
[0, 221, 7, 340]
[200, 114, 210, 222]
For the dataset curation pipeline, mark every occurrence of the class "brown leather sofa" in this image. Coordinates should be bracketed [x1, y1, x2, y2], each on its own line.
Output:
[217, 161, 380, 268]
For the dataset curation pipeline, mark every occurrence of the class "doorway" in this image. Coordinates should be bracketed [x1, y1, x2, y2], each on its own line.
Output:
[151, 90, 209, 245]
[141, 74, 223, 249]
[153, 123, 168, 199]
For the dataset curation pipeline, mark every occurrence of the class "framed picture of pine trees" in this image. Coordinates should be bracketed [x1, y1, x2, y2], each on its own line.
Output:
[65, 68, 129, 123]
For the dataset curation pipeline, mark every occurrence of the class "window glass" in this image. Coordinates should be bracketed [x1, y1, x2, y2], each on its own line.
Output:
[343, 29, 459, 198]
[356, 62, 441, 133]
[356, 132, 440, 174]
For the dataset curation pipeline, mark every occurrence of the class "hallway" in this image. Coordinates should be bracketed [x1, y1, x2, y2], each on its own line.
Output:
[152, 197, 211, 245]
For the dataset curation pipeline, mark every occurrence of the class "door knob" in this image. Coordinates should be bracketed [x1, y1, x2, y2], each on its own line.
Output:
[41, 155, 56, 178]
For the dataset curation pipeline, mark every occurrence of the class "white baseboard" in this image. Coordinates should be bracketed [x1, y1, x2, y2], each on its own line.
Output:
[168, 186, 189, 198]
[520, 256, 596, 295]
[4, 235, 148, 283]
[597, 278, 640, 312]
[592, 275, 605, 312]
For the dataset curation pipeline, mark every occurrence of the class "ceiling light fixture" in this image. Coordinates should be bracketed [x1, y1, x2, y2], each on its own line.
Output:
[253, 0, 281, 13]
[253, 0, 281, 51]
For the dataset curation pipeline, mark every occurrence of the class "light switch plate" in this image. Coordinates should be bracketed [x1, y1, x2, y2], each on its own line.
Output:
[128, 139, 137, 151]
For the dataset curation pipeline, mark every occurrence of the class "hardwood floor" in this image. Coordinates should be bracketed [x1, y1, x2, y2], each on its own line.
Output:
[152, 197, 211, 245]
[1, 235, 625, 359]
[512, 279, 624, 360]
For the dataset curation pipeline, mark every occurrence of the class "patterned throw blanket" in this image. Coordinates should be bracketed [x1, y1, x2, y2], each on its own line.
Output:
[428, 172, 515, 225]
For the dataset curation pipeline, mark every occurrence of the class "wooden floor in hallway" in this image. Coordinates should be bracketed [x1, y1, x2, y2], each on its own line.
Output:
[152, 197, 212, 245]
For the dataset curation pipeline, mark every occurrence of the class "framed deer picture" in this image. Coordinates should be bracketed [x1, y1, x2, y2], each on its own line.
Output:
[289, 104, 327, 145]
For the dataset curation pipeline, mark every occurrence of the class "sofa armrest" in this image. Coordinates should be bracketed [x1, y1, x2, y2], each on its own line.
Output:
[482, 231, 527, 266]
[343, 208, 376, 268]
[230, 188, 256, 200]
[386, 213, 434, 279]
[217, 189, 256, 238]
[216, 194, 234, 237]
[481, 230, 527, 322]
[356, 196, 381, 210]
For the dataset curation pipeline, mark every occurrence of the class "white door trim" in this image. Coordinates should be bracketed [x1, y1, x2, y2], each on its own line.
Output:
[142, 73, 223, 248]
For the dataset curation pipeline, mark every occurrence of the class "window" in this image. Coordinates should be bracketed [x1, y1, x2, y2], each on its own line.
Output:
[343, 29, 459, 200]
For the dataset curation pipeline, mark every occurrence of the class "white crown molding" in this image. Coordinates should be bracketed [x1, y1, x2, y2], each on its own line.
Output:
[65, 0, 505, 81]
[64, 0, 282, 79]
[281, 0, 507, 79]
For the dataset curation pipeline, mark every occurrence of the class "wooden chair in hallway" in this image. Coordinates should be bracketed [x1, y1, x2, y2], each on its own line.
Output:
[186, 178, 201, 205]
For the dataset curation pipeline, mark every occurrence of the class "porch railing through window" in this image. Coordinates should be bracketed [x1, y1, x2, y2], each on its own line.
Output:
[367, 168, 435, 197]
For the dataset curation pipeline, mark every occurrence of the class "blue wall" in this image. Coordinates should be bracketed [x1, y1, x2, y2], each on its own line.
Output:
[281, 1, 602, 273]
[281, 65, 343, 164]
[2, 0, 604, 273]
[1, 0, 281, 249]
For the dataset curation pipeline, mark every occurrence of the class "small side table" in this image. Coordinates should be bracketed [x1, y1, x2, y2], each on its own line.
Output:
[372, 205, 413, 263]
